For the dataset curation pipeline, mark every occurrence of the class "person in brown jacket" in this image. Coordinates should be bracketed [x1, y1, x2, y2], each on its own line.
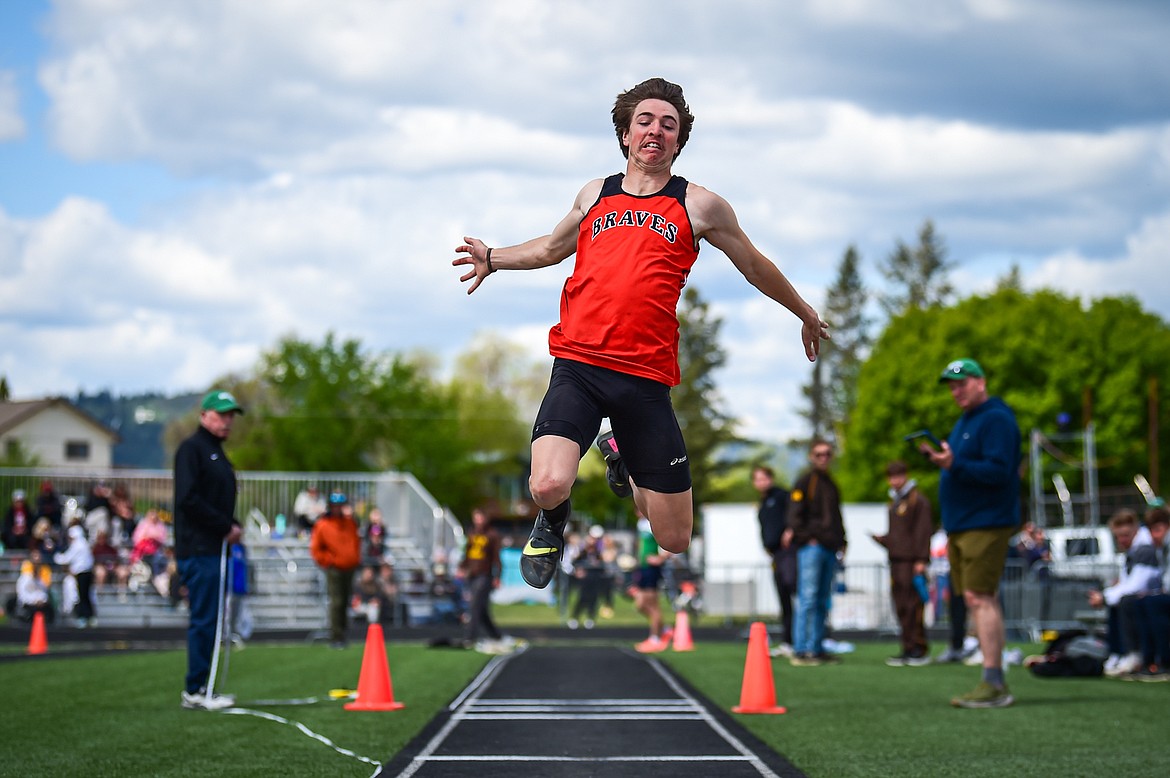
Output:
[872, 461, 934, 666]
[784, 439, 847, 666]
[310, 491, 362, 648]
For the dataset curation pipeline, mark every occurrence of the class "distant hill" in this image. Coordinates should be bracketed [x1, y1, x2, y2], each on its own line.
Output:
[74, 390, 201, 469]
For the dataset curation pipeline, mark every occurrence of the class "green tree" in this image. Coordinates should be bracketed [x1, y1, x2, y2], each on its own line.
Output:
[879, 219, 955, 316]
[836, 289, 1170, 508]
[164, 333, 491, 518]
[0, 439, 41, 467]
[801, 245, 870, 447]
[450, 334, 544, 516]
[672, 286, 740, 517]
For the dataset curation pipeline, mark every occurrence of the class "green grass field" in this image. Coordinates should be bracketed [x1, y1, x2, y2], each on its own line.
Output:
[2, 625, 1166, 777]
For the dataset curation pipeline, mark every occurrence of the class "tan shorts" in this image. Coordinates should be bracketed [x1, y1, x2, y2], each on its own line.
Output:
[947, 525, 1017, 596]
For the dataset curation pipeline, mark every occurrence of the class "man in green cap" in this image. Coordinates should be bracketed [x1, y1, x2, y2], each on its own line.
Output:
[174, 389, 244, 710]
[917, 358, 1021, 708]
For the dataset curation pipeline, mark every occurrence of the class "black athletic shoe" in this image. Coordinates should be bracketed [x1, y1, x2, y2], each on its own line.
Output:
[519, 507, 568, 589]
[596, 431, 632, 498]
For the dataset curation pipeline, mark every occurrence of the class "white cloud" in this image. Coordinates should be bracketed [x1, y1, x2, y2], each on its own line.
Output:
[1, 0, 1168, 445]
[0, 70, 25, 140]
[1026, 209, 1170, 320]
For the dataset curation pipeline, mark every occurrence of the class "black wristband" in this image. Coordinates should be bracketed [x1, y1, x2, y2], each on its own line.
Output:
[485, 247, 496, 274]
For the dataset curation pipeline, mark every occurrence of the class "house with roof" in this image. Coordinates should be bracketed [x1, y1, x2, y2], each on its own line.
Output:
[0, 398, 120, 468]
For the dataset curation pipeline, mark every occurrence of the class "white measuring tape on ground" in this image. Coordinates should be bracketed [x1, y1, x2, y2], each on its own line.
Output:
[220, 707, 383, 772]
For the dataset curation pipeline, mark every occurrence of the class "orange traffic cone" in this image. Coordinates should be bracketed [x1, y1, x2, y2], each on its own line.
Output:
[731, 621, 786, 714]
[28, 611, 48, 656]
[671, 610, 694, 652]
[344, 623, 405, 711]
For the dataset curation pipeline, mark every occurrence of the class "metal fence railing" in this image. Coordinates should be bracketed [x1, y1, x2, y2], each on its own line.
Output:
[0, 467, 464, 569]
[700, 558, 1119, 642]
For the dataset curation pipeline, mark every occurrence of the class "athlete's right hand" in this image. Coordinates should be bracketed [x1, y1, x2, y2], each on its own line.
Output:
[453, 236, 493, 295]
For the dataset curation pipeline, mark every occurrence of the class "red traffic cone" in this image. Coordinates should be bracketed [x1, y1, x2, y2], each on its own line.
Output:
[344, 623, 405, 711]
[732, 621, 786, 714]
[28, 611, 48, 656]
[672, 610, 694, 652]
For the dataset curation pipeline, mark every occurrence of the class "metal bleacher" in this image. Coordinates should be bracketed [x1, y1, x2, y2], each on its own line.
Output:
[0, 468, 464, 632]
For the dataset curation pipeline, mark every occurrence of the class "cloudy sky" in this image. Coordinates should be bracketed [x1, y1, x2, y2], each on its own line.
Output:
[1, 0, 1168, 443]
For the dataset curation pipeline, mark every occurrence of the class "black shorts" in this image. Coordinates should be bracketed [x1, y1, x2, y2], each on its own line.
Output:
[634, 564, 663, 591]
[532, 358, 692, 494]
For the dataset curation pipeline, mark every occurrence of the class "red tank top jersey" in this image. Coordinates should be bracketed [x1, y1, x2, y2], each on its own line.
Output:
[548, 173, 699, 386]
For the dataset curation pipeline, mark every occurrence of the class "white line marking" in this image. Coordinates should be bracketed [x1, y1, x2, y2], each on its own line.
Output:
[462, 713, 705, 721]
[394, 649, 516, 778]
[469, 698, 694, 706]
[423, 755, 760, 762]
[221, 707, 381, 768]
[643, 654, 782, 778]
[391, 646, 786, 778]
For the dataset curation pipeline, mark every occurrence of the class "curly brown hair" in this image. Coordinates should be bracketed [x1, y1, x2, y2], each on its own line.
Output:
[611, 77, 694, 160]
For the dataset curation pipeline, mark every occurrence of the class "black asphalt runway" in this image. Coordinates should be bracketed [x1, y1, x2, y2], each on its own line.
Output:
[380, 645, 804, 778]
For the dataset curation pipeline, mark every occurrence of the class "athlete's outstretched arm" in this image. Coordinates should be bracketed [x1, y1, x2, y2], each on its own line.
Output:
[453, 179, 604, 295]
[689, 185, 830, 361]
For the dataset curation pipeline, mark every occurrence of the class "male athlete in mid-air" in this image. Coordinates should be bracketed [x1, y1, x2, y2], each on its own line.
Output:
[454, 77, 829, 589]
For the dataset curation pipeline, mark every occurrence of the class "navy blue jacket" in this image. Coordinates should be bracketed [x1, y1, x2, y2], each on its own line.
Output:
[939, 396, 1022, 533]
[758, 485, 790, 554]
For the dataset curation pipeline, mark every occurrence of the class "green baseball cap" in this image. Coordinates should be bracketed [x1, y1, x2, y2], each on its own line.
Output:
[939, 358, 984, 383]
[201, 389, 245, 414]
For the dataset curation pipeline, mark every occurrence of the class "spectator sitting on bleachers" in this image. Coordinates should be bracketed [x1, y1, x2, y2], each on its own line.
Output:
[1088, 509, 1163, 677]
[2, 489, 32, 551]
[12, 548, 54, 624]
[352, 564, 382, 623]
[83, 482, 112, 545]
[35, 480, 63, 532]
[362, 506, 388, 563]
[350, 562, 399, 625]
[429, 564, 463, 625]
[109, 483, 137, 547]
[376, 561, 400, 623]
[292, 484, 326, 537]
[90, 530, 129, 588]
[130, 509, 170, 577]
[31, 517, 60, 557]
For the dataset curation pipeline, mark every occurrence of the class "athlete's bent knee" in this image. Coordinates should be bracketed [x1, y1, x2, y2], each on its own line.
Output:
[656, 530, 691, 555]
[528, 473, 573, 510]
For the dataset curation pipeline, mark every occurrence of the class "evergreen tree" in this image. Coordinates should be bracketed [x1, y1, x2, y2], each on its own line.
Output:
[673, 286, 739, 518]
[879, 219, 955, 315]
[800, 245, 870, 448]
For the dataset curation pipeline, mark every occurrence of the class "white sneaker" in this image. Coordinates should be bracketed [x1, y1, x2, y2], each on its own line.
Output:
[964, 648, 985, 666]
[567, 619, 579, 630]
[1107, 652, 1142, 677]
[1104, 654, 1121, 673]
[769, 642, 795, 658]
[583, 619, 595, 630]
[181, 690, 236, 711]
